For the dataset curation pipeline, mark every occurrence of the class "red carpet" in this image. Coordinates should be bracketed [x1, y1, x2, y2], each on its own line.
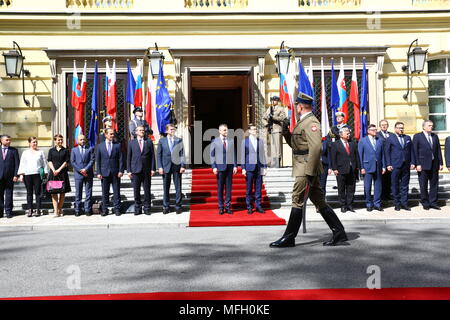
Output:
[188, 168, 286, 227]
[4, 287, 450, 300]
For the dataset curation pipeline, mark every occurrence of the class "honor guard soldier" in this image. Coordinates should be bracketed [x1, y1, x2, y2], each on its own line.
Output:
[99, 115, 121, 144]
[270, 93, 348, 248]
[129, 107, 153, 140]
[262, 96, 287, 168]
[327, 111, 351, 142]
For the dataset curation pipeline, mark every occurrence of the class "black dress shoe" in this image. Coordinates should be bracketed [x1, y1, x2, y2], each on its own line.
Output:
[423, 206, 430, 210]
[163, 208, 169, 214]
[6, 213, 13, 219]
[101, 211, 108, 216]
[114, 210, 121, 216]
[247, 208, 253, 214]
[394, 205, 401, 211]
[401, 205, 411, 211]
[218, 208, 224, 215]
[134, 209, 142, 215]
[430, 205, 441, 210]
[75, 212, 81, 217]
[367, 207, 373, 212]
[270, 234, 295, 248]
[347, 206, 355, 212]
[256, 207, 265, 213]
[86, 211, 93, 216]
[225, 208, 233, 214]
[341, 207, 347, 213]
[373, 206, 384, 212]
[176, 208, 182, 214]
[144, 209, 152, 215]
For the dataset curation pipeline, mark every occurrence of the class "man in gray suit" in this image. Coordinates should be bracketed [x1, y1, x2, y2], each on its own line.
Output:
[157, 124, 186, 214]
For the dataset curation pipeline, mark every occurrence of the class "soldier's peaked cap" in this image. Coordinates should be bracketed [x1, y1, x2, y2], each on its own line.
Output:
[102, 115, 113, 123]
[270, 96, 280, 101]
[335, 111, 345, 117]
[296, 92, 313, 105]
[133, 107, 143, 113]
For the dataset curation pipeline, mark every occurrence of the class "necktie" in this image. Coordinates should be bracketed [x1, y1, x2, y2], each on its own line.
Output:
[80, 146, 84, 157]
[428, 134, 433, 147]
[345, 142, 350, 155]
[107, 142, 112, 156]
[139, 139, 143, 152]
[223, 138, 227, 150]
[169, 138, 173, 152]
[399, 136, 404, 148]
[2, 148, 6, 160]
[371, 138, 376, 149]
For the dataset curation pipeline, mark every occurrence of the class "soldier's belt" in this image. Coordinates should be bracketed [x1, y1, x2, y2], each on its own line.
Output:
[293, 150, 309, 155]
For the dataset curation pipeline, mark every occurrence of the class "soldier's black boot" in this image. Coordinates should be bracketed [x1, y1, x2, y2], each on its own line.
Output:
[270, 207, 303, 248]
[318, 205, 348, 246]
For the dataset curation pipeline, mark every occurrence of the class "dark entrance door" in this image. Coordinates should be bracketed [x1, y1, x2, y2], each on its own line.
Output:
[189, 72, 249, 167]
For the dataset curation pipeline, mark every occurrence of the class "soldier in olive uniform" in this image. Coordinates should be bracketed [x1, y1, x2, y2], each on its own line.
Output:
[270, 93, 348, 248]
[262, 96, 287, 168]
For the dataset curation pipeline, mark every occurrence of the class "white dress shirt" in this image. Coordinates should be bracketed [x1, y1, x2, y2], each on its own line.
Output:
[17, 149, 48, 175]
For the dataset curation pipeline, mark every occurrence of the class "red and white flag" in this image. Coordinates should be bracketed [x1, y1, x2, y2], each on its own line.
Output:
[320, 58, 330, 140]
[146, 63, 160, 141]
[350, 57, 361, 139]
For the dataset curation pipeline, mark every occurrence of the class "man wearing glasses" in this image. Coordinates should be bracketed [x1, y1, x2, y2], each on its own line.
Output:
[384, 122, 416, 211]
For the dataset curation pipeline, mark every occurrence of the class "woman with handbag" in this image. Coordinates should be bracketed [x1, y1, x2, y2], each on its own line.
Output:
[17, 137, 48, 217]
[47, 134, 71, 217]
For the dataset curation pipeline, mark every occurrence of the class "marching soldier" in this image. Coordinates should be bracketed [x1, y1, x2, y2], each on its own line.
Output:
[129, 107, 153, 140]
[270, 93, 348, 248]
[262, 96, 287, 168]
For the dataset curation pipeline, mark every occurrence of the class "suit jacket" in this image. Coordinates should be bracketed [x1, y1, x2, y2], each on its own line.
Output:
[358, 136, 385, 173]
[95, 141, 125, 177]
[331, 139, 360, 175]
[384, 134, 415, 168]
[445, 137, 450, 168]
[70, 145, 95, 180]
[240, 137, 267, 172]
[127, 138, 156, 174]
[0, 146, 20, 180]
[210, 136, 237, 171]
[156, 136, 185, 173]
[413, 132, 443, 171]
[321, 139, 332, 166]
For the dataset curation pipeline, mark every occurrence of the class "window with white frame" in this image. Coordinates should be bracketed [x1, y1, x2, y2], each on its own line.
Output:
[428, 58, 450, 131]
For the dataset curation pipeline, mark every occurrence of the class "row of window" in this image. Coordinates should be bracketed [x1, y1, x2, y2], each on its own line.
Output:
[428, 58, 450, 131]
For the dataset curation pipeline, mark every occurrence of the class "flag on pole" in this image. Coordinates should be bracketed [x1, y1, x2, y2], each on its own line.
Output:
[146, 63, 159, 141]
[360, 58, 368, 138]
[337, 57, 348, 123]
[134, 60, 143, 108]
[330, 59, 340, 126]
[105, 60, 117, 130]
[298, 60, 314, 110]
[320, 58, 330, 140]
[155, 61, 172, 134]
[350, 57, 361, 140]
[126, 60, 136, 106]
[279, 72, 291, 109]
[71, 60, 87, 147]
[88, 61, 99, 148]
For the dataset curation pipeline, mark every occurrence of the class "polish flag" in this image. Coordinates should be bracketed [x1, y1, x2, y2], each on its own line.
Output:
[350, 58, 361, 139]
[146, 63, 159, 141]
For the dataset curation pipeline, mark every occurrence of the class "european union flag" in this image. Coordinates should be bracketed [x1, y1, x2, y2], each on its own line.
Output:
[360, 59, 368, 138]
[88, 61, 99, 148]
[155, 61, 172, 134]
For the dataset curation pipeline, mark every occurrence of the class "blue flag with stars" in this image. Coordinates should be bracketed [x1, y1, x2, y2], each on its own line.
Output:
[88, 61, 99, 147]
[360, 58, 368, 138]
[155, 61, 172, 134]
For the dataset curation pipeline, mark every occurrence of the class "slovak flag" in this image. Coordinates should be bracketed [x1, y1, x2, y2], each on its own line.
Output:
[146, 62, 159, 141]
[105, 60, 117, 130]
[350, 58, 360, 139]
[337, 58, 348, 123]
[134, 60, 143, 107]
[71, 60, 87, 147]
[279, 72, 291, 109]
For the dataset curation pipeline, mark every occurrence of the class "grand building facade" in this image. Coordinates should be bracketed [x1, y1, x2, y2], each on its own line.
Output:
[1, 0, 450, 167]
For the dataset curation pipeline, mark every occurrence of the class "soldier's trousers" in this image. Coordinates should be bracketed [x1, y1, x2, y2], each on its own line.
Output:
[270, 132, 282, 163]
[292, 175, 327, 210]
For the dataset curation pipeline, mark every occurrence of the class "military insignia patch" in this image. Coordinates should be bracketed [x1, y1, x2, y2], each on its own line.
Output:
[311, 124, 318, 132]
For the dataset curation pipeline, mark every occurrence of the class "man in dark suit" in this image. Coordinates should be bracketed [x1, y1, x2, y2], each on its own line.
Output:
[385, 121, 416, 211]
[96, 128, 125, 216]
[358, 124, 386, 212]
[157, 123, 186, 214]
[70, 134, 95, 216]
[331, 127, 360, 212]
[241, 124, 267, 214]
[413, 120, 443, 210]
[211, 124, 238, 215]
[0, 135, 20, 218]
[127, 125, 156, 215]
[376, 119, 393, 200]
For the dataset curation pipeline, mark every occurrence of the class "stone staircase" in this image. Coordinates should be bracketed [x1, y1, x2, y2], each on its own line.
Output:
[9, 168, 450, 215]
[263, 168, 450, 209]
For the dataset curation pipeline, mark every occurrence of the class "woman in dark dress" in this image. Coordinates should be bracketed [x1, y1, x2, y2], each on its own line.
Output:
[47, 134, 71, 217]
